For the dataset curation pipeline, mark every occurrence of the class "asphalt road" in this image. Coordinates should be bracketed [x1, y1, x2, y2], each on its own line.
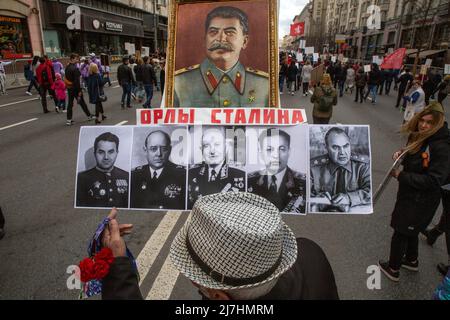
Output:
[0, 83, 449, 300]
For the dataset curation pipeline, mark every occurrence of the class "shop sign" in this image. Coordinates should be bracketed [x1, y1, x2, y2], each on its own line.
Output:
[105, 22, 123, 32]
[92, 19, 101, 30]
[0, 16, 21, 23]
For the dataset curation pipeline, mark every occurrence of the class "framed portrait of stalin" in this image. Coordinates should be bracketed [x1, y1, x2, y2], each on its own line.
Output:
[165, 0, 279, 108]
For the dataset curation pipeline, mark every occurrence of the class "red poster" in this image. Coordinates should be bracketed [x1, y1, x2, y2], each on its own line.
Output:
[290, 22, 305, 37]
[380, 48, 406, 70]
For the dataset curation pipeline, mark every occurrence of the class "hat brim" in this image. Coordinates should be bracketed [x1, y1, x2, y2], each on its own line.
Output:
[169, 220, 298, 290]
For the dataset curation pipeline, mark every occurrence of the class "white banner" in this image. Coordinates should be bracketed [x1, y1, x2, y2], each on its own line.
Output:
[305, 47, 314, 55]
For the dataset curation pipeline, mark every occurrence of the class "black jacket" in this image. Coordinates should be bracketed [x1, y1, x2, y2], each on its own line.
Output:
[117, 64, 134, 85]
[367, 69, 380, 86]
[398, 72, 414, 91]
[141, 64, 157, 85]
[65, 63, 81, 90]
[101, 238, 339, 300]
[87, 73, 104, 104]
[391, 123, 450, 236]
[287, 64, 298, 81]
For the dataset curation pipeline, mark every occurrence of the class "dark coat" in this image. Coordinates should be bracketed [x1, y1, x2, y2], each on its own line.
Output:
[141, 64, 157, 85]
[391, 123, 450, 236]
[287, 64, 298, 82]
[117, 64, 134, 85]
[101, 238, 339, 300]
[87, 73, 104, 104]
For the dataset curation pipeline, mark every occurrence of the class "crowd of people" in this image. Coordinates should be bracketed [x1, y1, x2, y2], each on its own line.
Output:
[12, 52, 165, 125]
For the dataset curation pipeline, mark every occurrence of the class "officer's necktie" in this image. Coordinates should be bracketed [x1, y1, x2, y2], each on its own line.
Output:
[269, 175, 277, 193]
[335, 167, 346, 194]
[210, 170, 217, 182]
[152, 171, 158, 181]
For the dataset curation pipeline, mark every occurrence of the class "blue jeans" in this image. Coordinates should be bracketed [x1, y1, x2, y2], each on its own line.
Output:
[143, 84, 154, 108]
[365, 85, 377, 103]
[338, 80, 345, 96]
[121, 83, 131, 106]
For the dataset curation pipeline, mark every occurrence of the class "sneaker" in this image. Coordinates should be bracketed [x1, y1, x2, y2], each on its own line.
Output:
[88, 115, 96, 121]
[55, 106, 60, 113]
[25, 91, 32, 96]
[62, 109, 67, 113]
[378, 260, 400, 282]
[437, 263, 449, 277]
[401, 258, 419, 271]
[66, 120, 74, 126]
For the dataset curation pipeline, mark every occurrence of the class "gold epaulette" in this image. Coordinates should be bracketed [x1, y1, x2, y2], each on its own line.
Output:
[174, 64, 200, 76]
[246, 67, 269, 78]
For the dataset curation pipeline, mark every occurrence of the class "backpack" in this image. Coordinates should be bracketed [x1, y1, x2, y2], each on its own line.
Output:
[41, 68, 49, 84]
[317, 88, 334, 112]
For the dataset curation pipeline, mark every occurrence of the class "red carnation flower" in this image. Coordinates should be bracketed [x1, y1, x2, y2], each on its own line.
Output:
[95, 247, 114, 264]
[79, 258, 95, 282]
[93, 260, 110, 279]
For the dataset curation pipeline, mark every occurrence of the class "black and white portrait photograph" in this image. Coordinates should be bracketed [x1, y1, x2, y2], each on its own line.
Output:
[187, 125, 246, 209]
[245, 125, 308, 214]
[309, 125, 373, 214]
[130, 126, 188, 210]
[75, 127, 132, 209]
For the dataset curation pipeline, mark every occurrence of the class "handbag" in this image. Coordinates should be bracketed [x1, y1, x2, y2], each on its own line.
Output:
[97, 77, 107, 102]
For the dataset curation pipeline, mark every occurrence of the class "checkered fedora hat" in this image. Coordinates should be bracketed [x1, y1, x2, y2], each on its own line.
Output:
[170, 192, 297, 290]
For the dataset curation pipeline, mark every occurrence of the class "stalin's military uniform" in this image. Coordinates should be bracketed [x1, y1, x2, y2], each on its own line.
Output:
[310, 154, 371, 212]
[188, 162, 246, 209]
[131, 162, 186, 210]
[247, 167, 307, 214]
[77, 167, 129, 208]
[174, 58, 269, 108]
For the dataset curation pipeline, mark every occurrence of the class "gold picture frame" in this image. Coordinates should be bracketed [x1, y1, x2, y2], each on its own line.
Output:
[165, 0, 279, 108]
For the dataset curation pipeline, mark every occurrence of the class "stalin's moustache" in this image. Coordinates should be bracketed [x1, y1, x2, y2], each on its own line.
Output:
[208, 42, 233, 52]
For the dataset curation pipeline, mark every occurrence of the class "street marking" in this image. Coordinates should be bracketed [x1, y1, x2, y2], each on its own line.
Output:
[0, 118, 38, 131]
[146, 255, 180, 300]
[136, 211, 181, 286]
[145, 214, 190, 299]
[0, 98, 38, 108]
[115, 121, 128, 126]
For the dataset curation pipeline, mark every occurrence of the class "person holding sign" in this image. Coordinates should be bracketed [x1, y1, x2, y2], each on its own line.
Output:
[174, 6, 269, 108]
[188, 127, 245, 208]
[131, 130, 186, 210]
[432, 75, 450, 105]
[310, 127, 371, 213]
[247, 128, 307, 214]
[379, 103, 449, 282]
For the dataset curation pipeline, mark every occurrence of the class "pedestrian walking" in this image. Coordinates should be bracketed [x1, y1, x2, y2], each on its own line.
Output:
[36, 57, 57, 113]
[310, 73, 337, 124]
[384, 69, 394, 96]
[403, 80, 426, 123]
[364, 63, 381, 104]
[103, 65, 112, 87]
[279, 59, 288, 94]
[64, 54, 94, 126]
[0, 59, 13, 95]
[301, 60, 313, 97]
[51, 57, 64, 78]
[287, 60, 298, 96]
[395, 67, 414, 108]
[432, 75, 450, 105]
[89, 53, 102, 76]
[378, 68, 387, 95]
[159, 61, 165, 95]
[378, 102, 450, 282]
[133, 58, 145, 103]
[117, 56, 134, 109]
[354, 68, 367, 103]
[51, 73, 66, 112]
[335, 63, 346, 97]
[129, 57, 137, 100]
[80, 58, 90, 90]
[24, 57, 40, 95]
[141, 56, 157, 108]
[87, 63, 106, 124]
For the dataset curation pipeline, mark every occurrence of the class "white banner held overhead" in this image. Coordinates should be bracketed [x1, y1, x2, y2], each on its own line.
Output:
[364, 65, 371, 73]
[136, 108, 308, 126]
[305, 47, 314, 55]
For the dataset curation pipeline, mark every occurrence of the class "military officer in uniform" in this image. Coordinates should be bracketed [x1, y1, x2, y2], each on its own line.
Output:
[310, 127, 371, 213]
[77, 132, 129, 208]
[131, 130, 186, 210]
[247, 128, 307, 213]
[174, 6, 269, 108]
[188, 126, 245, 208]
